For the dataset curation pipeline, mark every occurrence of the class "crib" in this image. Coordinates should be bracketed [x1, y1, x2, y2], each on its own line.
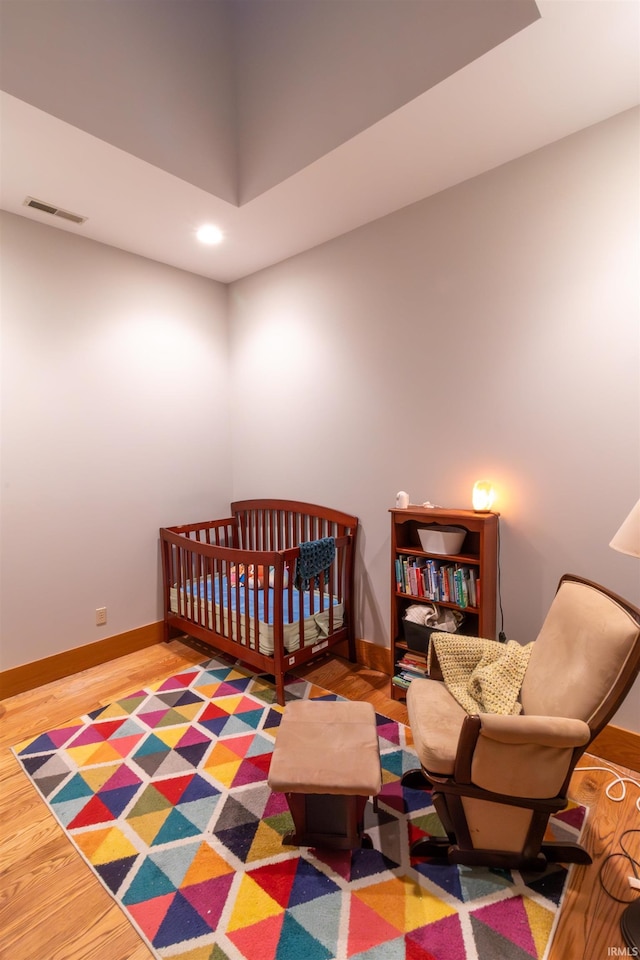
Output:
[160, 499, 358, 704]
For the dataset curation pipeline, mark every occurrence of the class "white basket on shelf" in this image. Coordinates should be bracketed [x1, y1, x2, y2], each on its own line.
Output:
[417, 525, 466, 555]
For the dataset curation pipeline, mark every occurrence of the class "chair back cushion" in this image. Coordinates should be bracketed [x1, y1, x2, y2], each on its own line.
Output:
[520, 577, 640, 726]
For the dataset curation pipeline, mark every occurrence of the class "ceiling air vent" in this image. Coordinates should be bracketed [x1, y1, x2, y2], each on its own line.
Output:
[24, 197, 87, 225]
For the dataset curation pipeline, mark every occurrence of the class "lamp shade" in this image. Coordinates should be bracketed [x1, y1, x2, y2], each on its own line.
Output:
[610, 499, 640, 559]
[472, 480, 495, 512]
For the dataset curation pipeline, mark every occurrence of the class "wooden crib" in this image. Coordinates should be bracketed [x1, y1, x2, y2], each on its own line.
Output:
[160, 499, 358, 704]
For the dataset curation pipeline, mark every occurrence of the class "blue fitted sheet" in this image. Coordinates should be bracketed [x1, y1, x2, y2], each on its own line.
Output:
[184, 576, 338, 625]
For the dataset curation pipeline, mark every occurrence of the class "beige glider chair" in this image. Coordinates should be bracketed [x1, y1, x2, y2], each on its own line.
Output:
[403, 574, 640, 871]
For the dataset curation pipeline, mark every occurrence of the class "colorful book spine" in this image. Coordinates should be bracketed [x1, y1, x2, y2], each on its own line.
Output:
[395, 558, 403, 593]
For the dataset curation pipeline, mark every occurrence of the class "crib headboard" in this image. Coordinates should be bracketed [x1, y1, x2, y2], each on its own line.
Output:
[230, 499, 358, 552]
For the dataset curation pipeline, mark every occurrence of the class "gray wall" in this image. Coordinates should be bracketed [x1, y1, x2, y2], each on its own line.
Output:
[228, 109, 640, 730]
[0, 213, 231, 665]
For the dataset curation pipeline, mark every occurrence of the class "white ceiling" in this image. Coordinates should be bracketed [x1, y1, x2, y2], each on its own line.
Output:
[1, 0, 639, 284]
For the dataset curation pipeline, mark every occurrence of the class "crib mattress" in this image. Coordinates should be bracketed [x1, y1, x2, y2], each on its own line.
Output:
[169, 577, 344, 656]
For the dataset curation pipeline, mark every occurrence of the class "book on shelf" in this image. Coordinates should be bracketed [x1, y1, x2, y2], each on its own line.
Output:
[468, 569, 477, 608]
[392, 669, 429, 689]
[395, 553, 479, 609]
[393, 649, 429, 689]
[396, 661, 427, 678]
[396, 652, 428, 677]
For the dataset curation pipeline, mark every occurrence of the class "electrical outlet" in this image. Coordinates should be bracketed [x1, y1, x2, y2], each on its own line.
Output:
[96, 606, 107, 626]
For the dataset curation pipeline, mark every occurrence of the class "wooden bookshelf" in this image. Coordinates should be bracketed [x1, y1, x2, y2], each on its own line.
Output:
[390, 506, 499, 700]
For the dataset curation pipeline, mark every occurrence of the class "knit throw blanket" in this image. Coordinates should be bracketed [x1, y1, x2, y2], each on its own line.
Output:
[294, 536, 336, 590]
[428, 633, 533, 715]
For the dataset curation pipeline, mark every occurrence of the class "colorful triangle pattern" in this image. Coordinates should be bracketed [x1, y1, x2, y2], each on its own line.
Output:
[12, 656, 585, 960]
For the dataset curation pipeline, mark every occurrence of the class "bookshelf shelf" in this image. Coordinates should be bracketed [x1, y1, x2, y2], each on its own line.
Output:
[394, 591, 480, 615]
[389, 506, 499, 700]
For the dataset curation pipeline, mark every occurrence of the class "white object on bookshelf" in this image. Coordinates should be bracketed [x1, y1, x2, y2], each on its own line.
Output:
[417, 525, 466, 555]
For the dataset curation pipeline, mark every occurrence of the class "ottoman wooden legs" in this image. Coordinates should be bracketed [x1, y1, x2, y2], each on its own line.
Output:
[284, 792, 373, 850]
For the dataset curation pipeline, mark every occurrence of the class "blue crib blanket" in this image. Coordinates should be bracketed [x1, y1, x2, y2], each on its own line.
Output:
[294, 537, 336, 591]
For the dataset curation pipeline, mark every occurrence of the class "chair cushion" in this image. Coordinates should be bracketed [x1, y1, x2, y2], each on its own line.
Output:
[407, 678, 467, 775]
[521, 578, 640, 722]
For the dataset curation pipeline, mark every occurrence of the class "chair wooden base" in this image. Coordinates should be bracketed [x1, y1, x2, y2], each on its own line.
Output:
[402, 768, 593, 871]
[409, 836, 547, 871]
[540, 841, 592, 865]
[408, 835, 592, 871]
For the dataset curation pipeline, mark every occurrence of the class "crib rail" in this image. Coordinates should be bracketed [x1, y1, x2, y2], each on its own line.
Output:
[166, 517, 236, 546]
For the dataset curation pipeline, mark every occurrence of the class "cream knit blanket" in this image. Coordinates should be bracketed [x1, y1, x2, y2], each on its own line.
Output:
[428, 633, 533, 716]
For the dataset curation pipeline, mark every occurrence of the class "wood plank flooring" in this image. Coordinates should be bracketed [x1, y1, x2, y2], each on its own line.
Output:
[1, 637, 637, 960]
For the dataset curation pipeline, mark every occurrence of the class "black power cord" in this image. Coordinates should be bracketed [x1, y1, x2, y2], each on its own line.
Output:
[497, 518, 506, 642]
[598, 828, 640, 904]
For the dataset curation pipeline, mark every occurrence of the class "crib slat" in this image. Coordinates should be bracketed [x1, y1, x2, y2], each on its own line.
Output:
[242, 572, 250, 649]
[226, 564, 234, 641]
[262, 564, 270, 633]
[190, 549, 197, 627]
[212, 559, 220, 633]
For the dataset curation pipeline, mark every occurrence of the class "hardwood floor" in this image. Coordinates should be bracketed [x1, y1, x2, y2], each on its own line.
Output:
[1, 637, 637, 960]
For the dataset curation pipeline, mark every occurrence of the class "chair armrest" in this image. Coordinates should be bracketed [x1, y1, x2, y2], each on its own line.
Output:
[454, 713, 591, 799]
[476, 713, 591, 748]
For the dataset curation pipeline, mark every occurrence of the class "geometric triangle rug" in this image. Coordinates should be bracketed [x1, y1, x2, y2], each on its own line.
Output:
[12, 656, 586, 960]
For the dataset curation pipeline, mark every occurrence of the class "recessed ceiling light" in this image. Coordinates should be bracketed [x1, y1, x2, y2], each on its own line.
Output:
[196, 224, 223, 245]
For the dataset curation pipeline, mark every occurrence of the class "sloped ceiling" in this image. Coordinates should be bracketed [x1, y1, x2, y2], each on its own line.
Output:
[0, 0, 638, 282]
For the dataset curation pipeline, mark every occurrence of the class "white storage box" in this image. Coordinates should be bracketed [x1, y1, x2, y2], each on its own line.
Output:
[418, 525, 466, 555]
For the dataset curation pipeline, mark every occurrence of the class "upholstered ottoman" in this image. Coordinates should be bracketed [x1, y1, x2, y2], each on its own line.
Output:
[268, 699, 382, 850]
